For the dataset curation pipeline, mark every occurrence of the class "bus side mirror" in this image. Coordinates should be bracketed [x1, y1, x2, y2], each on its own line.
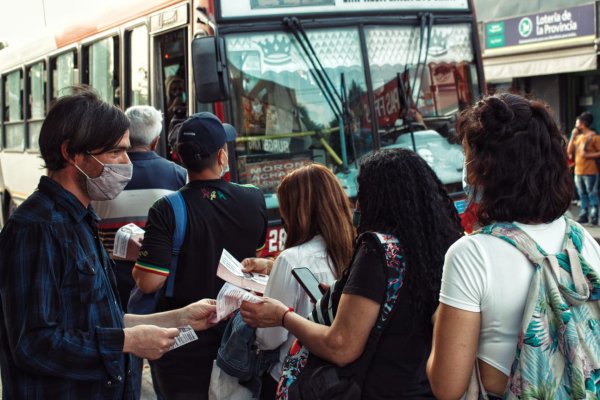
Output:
[191, 36, 230, 103]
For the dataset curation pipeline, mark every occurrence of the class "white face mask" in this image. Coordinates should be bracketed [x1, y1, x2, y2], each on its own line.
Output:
[462, 159, 481, 204]
[74, 154, 133, 201]
[220, 152, 230, 178]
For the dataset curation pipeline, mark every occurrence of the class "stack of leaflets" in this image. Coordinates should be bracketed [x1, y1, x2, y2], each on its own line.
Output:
[211, 249, 269, 323]
[113, 223, 145, 260]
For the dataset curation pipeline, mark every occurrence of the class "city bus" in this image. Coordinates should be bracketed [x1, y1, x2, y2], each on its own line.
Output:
[0, 0, 485, 254]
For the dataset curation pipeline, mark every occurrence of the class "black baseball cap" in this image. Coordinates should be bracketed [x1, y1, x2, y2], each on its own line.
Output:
[178, 112, 227, 158]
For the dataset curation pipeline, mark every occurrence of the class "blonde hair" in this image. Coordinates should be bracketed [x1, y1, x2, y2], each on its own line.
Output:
[277, 164, 354, 278]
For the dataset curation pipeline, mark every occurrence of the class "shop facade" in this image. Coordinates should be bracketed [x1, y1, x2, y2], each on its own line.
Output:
[475, 0, 598, 132]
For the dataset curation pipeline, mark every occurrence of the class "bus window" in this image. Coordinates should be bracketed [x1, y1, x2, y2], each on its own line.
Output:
[3, 70, 25, 150]
[27, 62, 46, 150]
[225, 28, 371, 195]
[86, 36, 120, 106]
[126, 25, 149, 107]
[157, 30, 187, 123]
[365, 24, 475, 128]
[155, 28, 187, 155]
[51, 51, 77, 102]
[365, 24, 474, 191]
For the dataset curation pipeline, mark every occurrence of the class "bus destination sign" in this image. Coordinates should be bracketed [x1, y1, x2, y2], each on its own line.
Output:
[220, 0, 469, 19]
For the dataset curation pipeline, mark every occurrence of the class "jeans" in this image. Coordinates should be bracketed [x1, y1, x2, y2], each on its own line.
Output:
[575, 174, 598, 216]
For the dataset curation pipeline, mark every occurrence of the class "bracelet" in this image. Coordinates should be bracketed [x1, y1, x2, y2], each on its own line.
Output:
[281, 307, 294, 327]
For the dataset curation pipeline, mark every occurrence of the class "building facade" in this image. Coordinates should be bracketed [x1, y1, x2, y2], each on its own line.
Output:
[474, 0, 599, 132]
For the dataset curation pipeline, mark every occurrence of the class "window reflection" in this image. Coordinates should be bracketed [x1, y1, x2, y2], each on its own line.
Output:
[128, 26, 149, 106]
[28, 62, 45, 149]
[89, 37, 119, 105]
[53, 52, 75, 100]
[4, 70, 25, 149]
[366, 24, 474, 125]
[366, 24, 474, 188]
[225, 28, 371, 193]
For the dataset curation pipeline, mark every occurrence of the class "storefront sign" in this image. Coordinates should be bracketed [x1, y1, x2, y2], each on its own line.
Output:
[219, 0, 469, 20]
[361, 77, 404, 131]
[485, 3, 595, 49]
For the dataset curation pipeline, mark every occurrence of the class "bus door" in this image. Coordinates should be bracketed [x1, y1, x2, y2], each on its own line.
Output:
[152, 28, 188, 159]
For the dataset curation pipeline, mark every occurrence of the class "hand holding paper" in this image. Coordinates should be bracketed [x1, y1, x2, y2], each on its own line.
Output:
[211, 283, 263, 323]
[217, 249, 269, 293]
[113, 223, 145, 261]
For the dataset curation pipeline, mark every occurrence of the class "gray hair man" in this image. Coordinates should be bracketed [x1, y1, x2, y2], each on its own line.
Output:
[93, 105, 187, 309]
[126, 105, 163, 150]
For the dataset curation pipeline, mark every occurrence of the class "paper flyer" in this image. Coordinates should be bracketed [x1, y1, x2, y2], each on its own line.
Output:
[169, 325, 198, 350]
[113, 223, 145, 259]
[211, 282, 263, 323]
[217, 249, 268, 293]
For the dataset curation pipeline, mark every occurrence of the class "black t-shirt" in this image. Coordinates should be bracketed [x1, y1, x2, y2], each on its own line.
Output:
[137, 179, 267, 392]
[139, 179, 267, 308]
[335, 238, 435, 399]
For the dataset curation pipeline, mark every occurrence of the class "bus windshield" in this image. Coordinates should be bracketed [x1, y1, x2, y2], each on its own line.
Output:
[226, 26, 370, 198]
[366, 23, 476, 191]
[224, 22, 477, 200]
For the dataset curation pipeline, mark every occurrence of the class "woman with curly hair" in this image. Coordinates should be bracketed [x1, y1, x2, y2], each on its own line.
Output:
[241, 149, 463, 399]
[426, 94, 600, 399]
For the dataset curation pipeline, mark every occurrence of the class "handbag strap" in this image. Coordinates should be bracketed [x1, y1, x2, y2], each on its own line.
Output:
[350, 232, 407, 385]
[163, 190, 187, 298]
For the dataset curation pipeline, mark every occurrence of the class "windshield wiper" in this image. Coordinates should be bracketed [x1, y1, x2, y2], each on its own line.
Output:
[283, 17, 355, 171]
[397, 13, 434, 152]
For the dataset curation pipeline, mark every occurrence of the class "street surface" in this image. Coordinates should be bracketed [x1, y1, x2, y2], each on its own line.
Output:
[141, 360, 157, 400]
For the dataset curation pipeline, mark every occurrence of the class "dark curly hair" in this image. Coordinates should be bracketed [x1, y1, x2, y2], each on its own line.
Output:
[357, 149, 463, 317]
[457, 93, 572, 225]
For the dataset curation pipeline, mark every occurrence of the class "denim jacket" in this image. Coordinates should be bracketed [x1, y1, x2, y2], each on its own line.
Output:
[216, 310, 280, 397]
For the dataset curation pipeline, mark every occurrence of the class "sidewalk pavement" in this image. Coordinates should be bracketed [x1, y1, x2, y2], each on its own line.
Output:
[141, 360, 158, 400]
[567, 204, 600, 243]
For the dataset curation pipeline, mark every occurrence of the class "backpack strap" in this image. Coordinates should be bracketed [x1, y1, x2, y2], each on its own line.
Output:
[351, 231, 407, 383]
[367, 232, 406, 331]
[477, 217, 597, 303]
[477, 222, 547, 267]
[163, 191, 187, 298]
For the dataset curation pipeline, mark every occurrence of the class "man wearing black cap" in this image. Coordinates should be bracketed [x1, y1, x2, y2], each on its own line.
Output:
[133, 112, 267, 399]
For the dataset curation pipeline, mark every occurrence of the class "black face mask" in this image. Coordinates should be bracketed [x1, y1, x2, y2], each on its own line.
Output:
[352, 209, 361, 229]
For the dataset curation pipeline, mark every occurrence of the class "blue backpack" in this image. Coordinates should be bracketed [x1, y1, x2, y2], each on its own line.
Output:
[127, 191, 187, 314]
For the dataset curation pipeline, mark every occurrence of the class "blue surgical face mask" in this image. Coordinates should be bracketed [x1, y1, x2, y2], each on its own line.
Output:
[462, 159, 481, 204]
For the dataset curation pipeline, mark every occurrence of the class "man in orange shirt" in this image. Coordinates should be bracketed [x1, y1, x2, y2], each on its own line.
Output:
[568, 112, 600, 224]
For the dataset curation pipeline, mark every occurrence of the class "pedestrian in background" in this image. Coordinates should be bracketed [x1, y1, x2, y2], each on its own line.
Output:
[133, 112, 267, 399]
[93, 105, 187, 310]
[0, 87, 216, 399]
[568, 111, 600, 225]
[241, 149, 463, 399]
